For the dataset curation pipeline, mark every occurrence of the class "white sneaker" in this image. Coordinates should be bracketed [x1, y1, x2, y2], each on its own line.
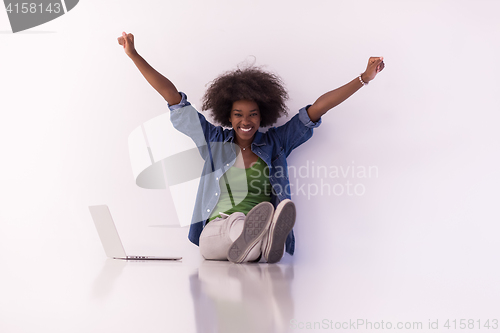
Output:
[227, 202, 274, 263]
[262, 199, 296, 263]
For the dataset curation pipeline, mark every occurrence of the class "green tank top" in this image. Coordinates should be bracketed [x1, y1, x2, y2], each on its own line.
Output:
[208, 157, 271, 222]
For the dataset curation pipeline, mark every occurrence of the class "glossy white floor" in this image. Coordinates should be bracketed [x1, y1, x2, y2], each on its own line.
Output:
[2, 221, 499, 333]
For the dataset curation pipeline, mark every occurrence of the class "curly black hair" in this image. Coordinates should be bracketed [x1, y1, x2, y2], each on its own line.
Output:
[201, 66, 289, 127]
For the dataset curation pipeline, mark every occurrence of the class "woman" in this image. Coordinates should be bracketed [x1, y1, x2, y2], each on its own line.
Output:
[118, 32, 384, 264]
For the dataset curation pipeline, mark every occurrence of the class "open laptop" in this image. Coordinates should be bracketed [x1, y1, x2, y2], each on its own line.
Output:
[89, 205, 182, 260]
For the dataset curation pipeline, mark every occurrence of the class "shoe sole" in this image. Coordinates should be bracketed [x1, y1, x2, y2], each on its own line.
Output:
[264, 200, 296, 263]
[227, 202, 274, 263]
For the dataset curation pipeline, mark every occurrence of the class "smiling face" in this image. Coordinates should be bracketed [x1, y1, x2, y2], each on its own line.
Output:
[229, 100, 261, 144]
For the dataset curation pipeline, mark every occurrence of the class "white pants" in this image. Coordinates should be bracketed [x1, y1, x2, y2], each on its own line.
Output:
[199, 212, 264, 262]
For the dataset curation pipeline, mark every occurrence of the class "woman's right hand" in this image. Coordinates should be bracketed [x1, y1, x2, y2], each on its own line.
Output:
[117, 31, 138, 58]
[117, 32, 180, 103]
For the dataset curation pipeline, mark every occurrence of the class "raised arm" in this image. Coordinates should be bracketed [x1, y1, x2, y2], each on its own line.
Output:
[306, 57, 385, 122]
[117, 32, 182, 105]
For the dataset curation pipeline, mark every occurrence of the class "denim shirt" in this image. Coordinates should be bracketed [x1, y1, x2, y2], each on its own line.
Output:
[169, 92, 321, 255]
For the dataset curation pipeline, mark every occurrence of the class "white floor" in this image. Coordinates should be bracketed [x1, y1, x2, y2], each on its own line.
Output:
[2, 228, 498, 333]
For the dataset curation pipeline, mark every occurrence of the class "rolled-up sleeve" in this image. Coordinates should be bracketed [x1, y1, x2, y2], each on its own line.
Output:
[167, 91, 191, 111]
[298, 105, 322, 128]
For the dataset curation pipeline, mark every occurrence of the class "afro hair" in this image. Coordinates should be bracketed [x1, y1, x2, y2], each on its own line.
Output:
[201, 66, 289, 127]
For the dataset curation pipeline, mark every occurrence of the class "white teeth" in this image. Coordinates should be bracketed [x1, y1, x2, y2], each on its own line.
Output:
[240, 128, 251, 132]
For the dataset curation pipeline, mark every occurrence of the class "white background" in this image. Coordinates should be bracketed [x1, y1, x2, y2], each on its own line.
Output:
[1, 0, 499, 332]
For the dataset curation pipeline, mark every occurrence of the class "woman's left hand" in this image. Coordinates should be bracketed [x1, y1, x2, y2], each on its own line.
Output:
[361, 56, 385, 83]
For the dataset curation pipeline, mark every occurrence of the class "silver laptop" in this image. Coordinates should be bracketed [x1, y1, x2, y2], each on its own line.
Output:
[89, 205, 182, 260]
